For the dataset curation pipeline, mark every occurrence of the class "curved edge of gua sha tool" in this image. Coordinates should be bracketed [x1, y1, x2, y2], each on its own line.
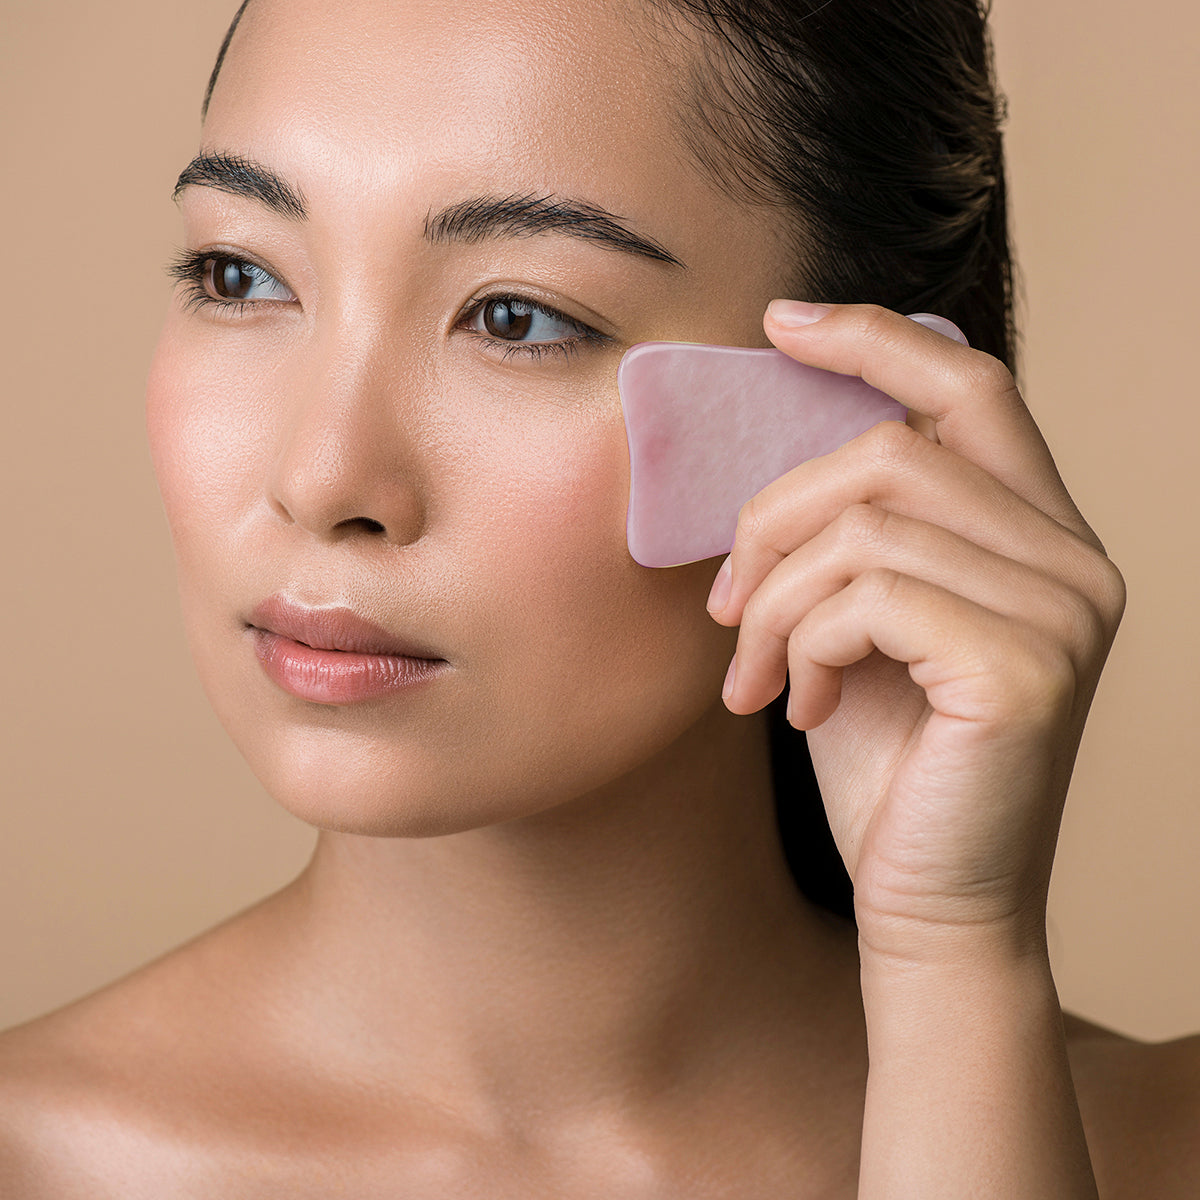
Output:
[617, 313, 968, 568]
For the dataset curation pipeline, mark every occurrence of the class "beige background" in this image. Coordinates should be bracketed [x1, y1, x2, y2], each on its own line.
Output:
[1, 2, 1196, 1040]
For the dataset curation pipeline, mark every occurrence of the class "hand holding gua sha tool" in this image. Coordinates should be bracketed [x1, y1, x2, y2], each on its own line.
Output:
[618, 313, 969, 568]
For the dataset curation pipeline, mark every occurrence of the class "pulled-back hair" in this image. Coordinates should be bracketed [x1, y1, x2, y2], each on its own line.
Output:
[651, 0, 1015, 920]
[202, 0, 1015, 923]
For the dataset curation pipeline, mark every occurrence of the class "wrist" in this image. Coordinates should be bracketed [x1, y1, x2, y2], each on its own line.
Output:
[854, 897, 1051, 977]
[857, 919, 1061, 1044]
[855, 916, 1095, 1199]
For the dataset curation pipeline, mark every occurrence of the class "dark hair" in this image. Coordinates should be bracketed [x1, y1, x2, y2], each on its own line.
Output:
[651, 0, 1015, 921]
[202, 0, 252, 121]
[201, 0, 1015, 924]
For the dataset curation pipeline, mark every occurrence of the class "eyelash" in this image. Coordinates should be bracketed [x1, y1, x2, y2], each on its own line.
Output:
[165, 249, 611, 362]
[166, 248, 285, 318]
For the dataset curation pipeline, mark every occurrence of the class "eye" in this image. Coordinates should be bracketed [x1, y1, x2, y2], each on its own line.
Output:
[472, 297, 580, 342]
[166, 249, 296, 315]
[205, 256, 292, 302]
[458, 294, 611, 363]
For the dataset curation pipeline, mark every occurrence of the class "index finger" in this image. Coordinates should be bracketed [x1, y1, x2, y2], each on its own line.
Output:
[763, 301, 1095, 544]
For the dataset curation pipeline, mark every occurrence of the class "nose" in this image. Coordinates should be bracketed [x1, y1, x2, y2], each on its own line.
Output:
[265, 333, 428, 547]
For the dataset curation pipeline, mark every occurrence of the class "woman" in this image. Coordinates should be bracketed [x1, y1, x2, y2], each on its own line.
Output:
[1, 0, 1196, 1194]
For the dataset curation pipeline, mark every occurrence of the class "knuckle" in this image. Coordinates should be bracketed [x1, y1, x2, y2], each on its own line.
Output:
[739, 583, 768, 633]
[786, 622, 813, 672]
[735, 491, 770, 548]
[739, 576, 787, 643]
[1093, 556, 1128, 628]
[959, 351, 1018, 402]
[862, 418, 924, 469]
[846, 303, 895, 347]
[857, 566, 905, 609]
[1054, 589, 1107, 660]
[835, 502, 891, 551]
[1066, 551, 1127, 640]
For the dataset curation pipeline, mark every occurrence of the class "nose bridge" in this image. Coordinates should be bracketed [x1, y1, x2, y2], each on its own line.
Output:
[267, 316, 429, 545]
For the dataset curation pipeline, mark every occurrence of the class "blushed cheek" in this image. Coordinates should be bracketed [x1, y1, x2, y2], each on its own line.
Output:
[144, 331, 257, 590]
[476, 408, 631, 611]
[143, 332, 216, 584]
[467, 406, 726, 716]
[543, 417, 632, 582]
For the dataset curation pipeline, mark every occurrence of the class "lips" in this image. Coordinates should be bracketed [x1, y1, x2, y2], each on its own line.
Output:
[247, 594, 443, 660]
[245, 594, 448, 704]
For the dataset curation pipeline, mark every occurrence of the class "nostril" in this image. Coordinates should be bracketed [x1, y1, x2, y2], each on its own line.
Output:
[338, 517, 386, 535]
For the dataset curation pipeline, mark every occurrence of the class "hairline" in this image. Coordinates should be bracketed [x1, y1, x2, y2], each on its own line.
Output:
[202, 0, 253, 121]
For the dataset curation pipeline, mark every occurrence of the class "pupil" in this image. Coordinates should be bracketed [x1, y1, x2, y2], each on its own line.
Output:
[483, 299, 533, 340]
[213, 259, 252, 300]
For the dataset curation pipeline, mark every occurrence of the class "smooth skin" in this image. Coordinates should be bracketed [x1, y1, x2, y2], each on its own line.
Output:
[1, 0, 1197, 1196]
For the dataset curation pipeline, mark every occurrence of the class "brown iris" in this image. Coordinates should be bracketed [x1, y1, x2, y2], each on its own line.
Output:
[206, 257, 258, 301]
[481, 298, 534, 340]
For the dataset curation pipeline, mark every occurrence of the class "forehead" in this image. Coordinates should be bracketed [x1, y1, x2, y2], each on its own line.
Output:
[200, 0, 790, 293]
[207, 0, 687, 201]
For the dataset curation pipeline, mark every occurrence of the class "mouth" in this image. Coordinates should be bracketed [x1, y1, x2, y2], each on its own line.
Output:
[246, 594, 444, 660]
[245, 595, 448, 704]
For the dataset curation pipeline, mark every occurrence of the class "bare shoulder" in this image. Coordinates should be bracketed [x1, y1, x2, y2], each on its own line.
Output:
[1064, 1011, 1200, 1199]
[0, 889, 477, 1199]
[0, 892, 313, 1198]
[0, 994, 151, 1199]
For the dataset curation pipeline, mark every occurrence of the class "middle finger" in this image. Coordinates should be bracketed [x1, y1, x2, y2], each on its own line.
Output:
[710, 419, 1105, 629]
[723, 503, 1106, 714]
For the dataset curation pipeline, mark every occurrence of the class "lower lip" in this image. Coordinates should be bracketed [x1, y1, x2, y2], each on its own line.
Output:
[250, 628, 448, 704]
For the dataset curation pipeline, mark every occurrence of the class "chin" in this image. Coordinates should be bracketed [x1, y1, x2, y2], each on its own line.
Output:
[228, 722, 520, 839]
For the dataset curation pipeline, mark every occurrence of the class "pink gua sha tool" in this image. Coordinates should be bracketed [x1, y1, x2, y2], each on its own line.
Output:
[618, 313, 968, 568]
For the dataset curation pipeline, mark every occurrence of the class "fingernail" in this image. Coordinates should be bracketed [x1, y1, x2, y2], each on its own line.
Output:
[786, 689, 793, 724]
[706, 557, 732, 613]
[905, 312, 969, 346]
[722, 654, 737, 701]
[767, 299, 831, 327]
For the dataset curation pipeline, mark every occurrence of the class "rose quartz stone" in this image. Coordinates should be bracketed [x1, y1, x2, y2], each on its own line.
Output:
[618, 314, 967, 567]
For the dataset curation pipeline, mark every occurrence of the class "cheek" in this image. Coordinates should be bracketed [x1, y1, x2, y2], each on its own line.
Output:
[146, 326, 211, 572]
[145, 322, 269, 581]
[144, 330, 185, 518]
[457, 400, 734, 775]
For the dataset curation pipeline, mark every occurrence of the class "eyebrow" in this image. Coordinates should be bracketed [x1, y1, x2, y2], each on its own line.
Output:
[172, 152, 686, 269]
[424, 193, 686, 268]
[173, 152, 307, 220]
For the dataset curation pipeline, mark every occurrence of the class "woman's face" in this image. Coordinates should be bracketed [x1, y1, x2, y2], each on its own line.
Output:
[146, 0, 795, 835]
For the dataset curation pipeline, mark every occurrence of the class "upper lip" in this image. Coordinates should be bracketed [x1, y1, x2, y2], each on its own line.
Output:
[247, 595, 443, 659]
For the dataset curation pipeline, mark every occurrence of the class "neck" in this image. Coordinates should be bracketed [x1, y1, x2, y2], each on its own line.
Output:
[274, 699, 857, 1135]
